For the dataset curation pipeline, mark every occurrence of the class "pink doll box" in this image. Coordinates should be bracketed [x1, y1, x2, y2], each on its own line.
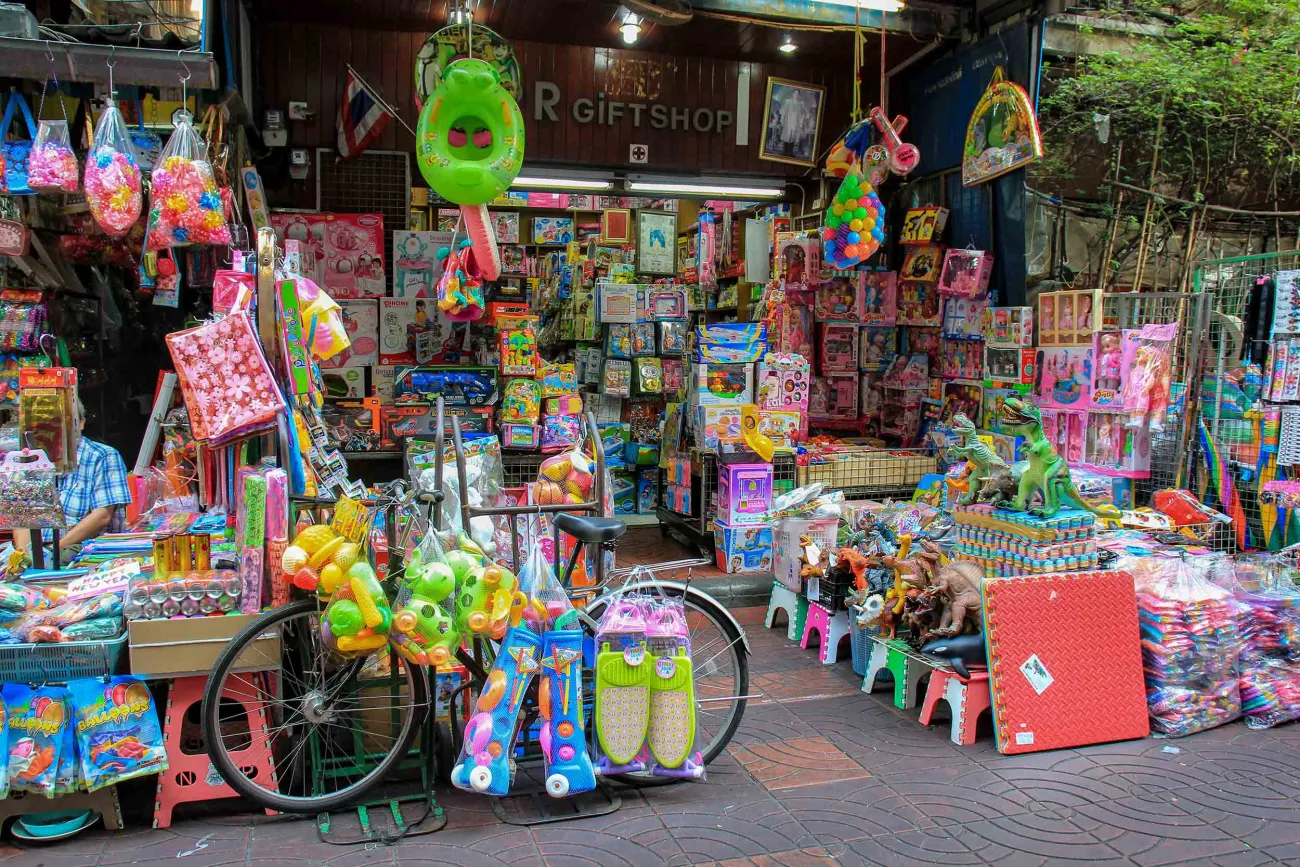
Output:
[777, 235, 822, 291]
[861, 271, 898, 326]
[984, 346, 1036, 385]
[769, 302, 814, 357]
[1036, 346, 1093, 410]
[692, 363, 754, 407]
[717, 462, 773, 526]
[545, 395, 583, 416]
[756, 353, 811, 415]
[1090, 330, 1127, 409]
[695, 405, 744, 452]
[809, 374, 859, 423]
[819, 323, 860, 373]
[501, 423, 541, 449]
[1082, 410, 1152, 479]
[1040, 407, 1087, 467]
[983, 306, 1034, 347]
[816, 272, 863, 322]
[937, 248, 994, 298]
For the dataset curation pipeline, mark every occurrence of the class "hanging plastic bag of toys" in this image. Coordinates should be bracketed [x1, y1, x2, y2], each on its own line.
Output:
[84, 102, 142, 237]
[144, 111, 232, 253]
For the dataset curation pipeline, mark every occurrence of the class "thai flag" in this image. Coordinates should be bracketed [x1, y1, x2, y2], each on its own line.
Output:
[337, 70, 391, 158]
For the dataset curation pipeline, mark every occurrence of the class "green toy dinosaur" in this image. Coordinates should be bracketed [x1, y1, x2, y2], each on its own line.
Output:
[949, 412, 1008, 505]
[1000, 397, 1122, 519]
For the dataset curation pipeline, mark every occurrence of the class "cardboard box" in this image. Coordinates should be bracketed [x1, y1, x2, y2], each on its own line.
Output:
[612, 472, 636, 515]
[128, 614, 281, 679]
[717, 462, 772, 526]
[714, 521, 773, 574]
[691, 363, 754, 407]
[637, 467, 659, 515]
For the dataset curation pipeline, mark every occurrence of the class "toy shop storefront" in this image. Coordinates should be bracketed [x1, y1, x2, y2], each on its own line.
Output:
[0, 0, 1295, 854]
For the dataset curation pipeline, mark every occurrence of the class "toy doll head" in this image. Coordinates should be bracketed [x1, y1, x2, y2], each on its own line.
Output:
[1100, 332, 1120, 353]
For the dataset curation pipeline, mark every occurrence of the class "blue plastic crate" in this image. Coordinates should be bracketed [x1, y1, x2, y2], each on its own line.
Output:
[0, 632, 127, 683]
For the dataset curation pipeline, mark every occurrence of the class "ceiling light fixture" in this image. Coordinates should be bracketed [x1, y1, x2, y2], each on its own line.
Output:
[620, 11, 641, 45]
[813, 0, 906, 12]
[448, 1, 474, 26]
[779, 35, 797, 53]
[512, 175, 614, 191]
[626, 178, 784, 199]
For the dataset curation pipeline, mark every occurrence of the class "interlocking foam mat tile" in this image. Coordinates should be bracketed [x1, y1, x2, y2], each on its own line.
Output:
[983, 569, 1149, 754]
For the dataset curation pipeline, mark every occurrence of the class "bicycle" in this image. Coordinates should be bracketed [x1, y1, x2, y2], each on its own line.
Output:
[201, 405, 750, 814]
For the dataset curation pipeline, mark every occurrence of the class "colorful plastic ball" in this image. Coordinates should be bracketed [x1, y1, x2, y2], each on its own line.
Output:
[833, 203, 845, 216]
[849, 218, 863, 231]
[844, 198, 858, 210]
[845, 231, 859, 244]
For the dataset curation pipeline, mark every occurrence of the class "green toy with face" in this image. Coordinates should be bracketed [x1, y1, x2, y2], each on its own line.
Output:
[416, 57, 524, 206]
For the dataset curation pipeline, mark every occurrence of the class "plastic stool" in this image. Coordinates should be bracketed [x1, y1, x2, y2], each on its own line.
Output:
[791, 594, 809, 643]
[862, 637, 892, 694]
[154, 674, 278, 829]
[799, 603, 851, 665]
[861, 637, 927, 709]
[918, 668, 991, 746]
[765, 581, 798, 635]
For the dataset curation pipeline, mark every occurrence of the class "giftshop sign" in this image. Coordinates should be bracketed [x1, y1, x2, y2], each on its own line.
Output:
[532, 81, 734, 135]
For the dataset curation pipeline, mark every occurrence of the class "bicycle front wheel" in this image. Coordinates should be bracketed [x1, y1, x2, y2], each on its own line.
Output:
[201, 600, 429, 814]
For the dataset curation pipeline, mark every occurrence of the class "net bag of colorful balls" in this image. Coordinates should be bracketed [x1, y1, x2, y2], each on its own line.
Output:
[821, 168, 885, 270]
[143, 111, 232, 254]
[28, 120, 79, 194]
[83, 102, 142, 237]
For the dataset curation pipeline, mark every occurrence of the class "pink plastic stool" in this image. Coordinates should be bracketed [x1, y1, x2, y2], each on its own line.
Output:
[799, 602, 851, 665]
[154, 674, 278, 828]
[918, 667, 991, 746]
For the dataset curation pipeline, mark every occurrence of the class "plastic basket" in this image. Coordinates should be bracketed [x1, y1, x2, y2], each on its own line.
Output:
[0, 632, 127, 683]
[849, 611, 879, 676]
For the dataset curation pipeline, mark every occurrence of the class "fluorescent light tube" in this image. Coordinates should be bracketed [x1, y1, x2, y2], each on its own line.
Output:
[814, 0, 905, 12]
[626, 180, 784, 198]
[512, 176, 613, 190]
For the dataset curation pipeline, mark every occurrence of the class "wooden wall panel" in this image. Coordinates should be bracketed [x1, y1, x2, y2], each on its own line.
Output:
[256, 24, 853, 205]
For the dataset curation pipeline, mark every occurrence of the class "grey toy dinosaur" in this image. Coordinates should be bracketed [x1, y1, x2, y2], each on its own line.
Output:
[949, 413, 1009, 505]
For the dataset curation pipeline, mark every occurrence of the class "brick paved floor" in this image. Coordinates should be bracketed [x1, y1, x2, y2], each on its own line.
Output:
[8, 604, 1300, 866]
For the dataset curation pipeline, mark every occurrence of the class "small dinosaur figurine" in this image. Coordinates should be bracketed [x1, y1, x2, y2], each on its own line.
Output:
[926, 560, 986, 638]
[1000, 397, 1123, 519]
[977, 463, 1021, 508]
[949, 413, 1009, 505]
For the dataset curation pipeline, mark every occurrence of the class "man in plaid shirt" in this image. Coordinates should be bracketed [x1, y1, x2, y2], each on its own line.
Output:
[13, 399, 130, 557]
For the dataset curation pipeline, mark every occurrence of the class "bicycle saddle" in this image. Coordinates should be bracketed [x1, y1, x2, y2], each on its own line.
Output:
[554, 513, 627, 545]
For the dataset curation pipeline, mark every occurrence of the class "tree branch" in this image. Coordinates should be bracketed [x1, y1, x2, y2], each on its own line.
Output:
[1100, 180, 1300, 216]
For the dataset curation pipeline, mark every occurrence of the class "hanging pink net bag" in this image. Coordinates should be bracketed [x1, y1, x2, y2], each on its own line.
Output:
[144, 110, 231, 253]
[29, 121, 79, 193]
[84, 101, 142, 236]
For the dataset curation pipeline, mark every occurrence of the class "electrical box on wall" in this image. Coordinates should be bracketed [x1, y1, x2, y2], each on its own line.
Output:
[263, 109, 286, 147]
[290, 148, 309, 180]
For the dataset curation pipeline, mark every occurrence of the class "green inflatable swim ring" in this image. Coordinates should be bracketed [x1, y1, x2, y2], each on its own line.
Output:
[416, 57, 524, 207]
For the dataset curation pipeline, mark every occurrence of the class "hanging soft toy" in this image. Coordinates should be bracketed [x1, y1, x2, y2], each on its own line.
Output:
[436, 238, 486, 321]
[416, 57, 524, 304]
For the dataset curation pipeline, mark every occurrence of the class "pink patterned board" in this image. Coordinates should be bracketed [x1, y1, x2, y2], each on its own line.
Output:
[165, 313, 285, 445]
[983, 569, 1148, 754]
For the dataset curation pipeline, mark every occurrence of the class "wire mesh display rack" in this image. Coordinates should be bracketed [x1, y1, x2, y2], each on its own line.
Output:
[1194, 250, 1300, 551]
[796, 446, 937, 502]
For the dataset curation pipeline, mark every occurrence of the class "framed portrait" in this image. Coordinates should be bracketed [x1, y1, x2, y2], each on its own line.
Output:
[602, 208, 632, 244]
[637, 210, 677, 276]
[759, 77, 826, 168]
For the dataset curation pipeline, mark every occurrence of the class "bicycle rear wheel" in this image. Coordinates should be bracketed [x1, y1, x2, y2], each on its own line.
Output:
[586, 583, 748, 780]
[201, 600, 429, 814]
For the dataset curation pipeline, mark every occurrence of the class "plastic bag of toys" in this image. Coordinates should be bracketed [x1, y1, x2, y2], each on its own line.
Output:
[83, 101, 143, 237]
[1215, 554, 1300, 729]
[68, 676, 168, 792]
[389, 529, 461, 666]
[1132, 555, 1240, 737]
[144, 111, 232, 253]
[29, 119, 79, 193]
[415, 435, 510, 566]
[319, 551, 394, 658]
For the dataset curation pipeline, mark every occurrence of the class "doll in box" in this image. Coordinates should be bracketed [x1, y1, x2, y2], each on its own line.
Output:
[1039, 295, 1056, 345]
[937, 249, 993, 298]
[898, 281, 941, 326]
[1092, 331, 1124, 407]
[860, 328, 897, 370]
[816, 274, 859, 321]
[861, 271, 898, 326]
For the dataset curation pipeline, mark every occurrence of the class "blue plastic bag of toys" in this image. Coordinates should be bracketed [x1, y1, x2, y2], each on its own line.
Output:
[53, 690, 79, 795]
[3, 682, 66, 796]
[67, 676, 168, 792]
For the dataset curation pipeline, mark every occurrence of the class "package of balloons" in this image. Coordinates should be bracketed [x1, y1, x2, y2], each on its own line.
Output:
[28, 119, 79, 193]
[1216, 555, 1300, 729]
[1132, 555, 1240, 737]
[3, 682, 70, 795]
[83, 101, 143, 237]
[67, 676, 169, 791]
[144, 111, 232, 253]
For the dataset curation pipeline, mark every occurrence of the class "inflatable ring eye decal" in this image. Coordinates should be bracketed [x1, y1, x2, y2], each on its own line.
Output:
[416, 57, 525, 207]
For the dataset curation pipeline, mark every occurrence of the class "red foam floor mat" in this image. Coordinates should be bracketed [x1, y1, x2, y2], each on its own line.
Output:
[983, 569, 1149, 754]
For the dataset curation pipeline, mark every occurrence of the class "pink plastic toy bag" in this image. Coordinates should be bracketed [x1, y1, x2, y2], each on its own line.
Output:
[144, 111, 232, 253]
[29, 120, 79, 194]
[165, 312, 286, 445]
[84, 101, 142, 237]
